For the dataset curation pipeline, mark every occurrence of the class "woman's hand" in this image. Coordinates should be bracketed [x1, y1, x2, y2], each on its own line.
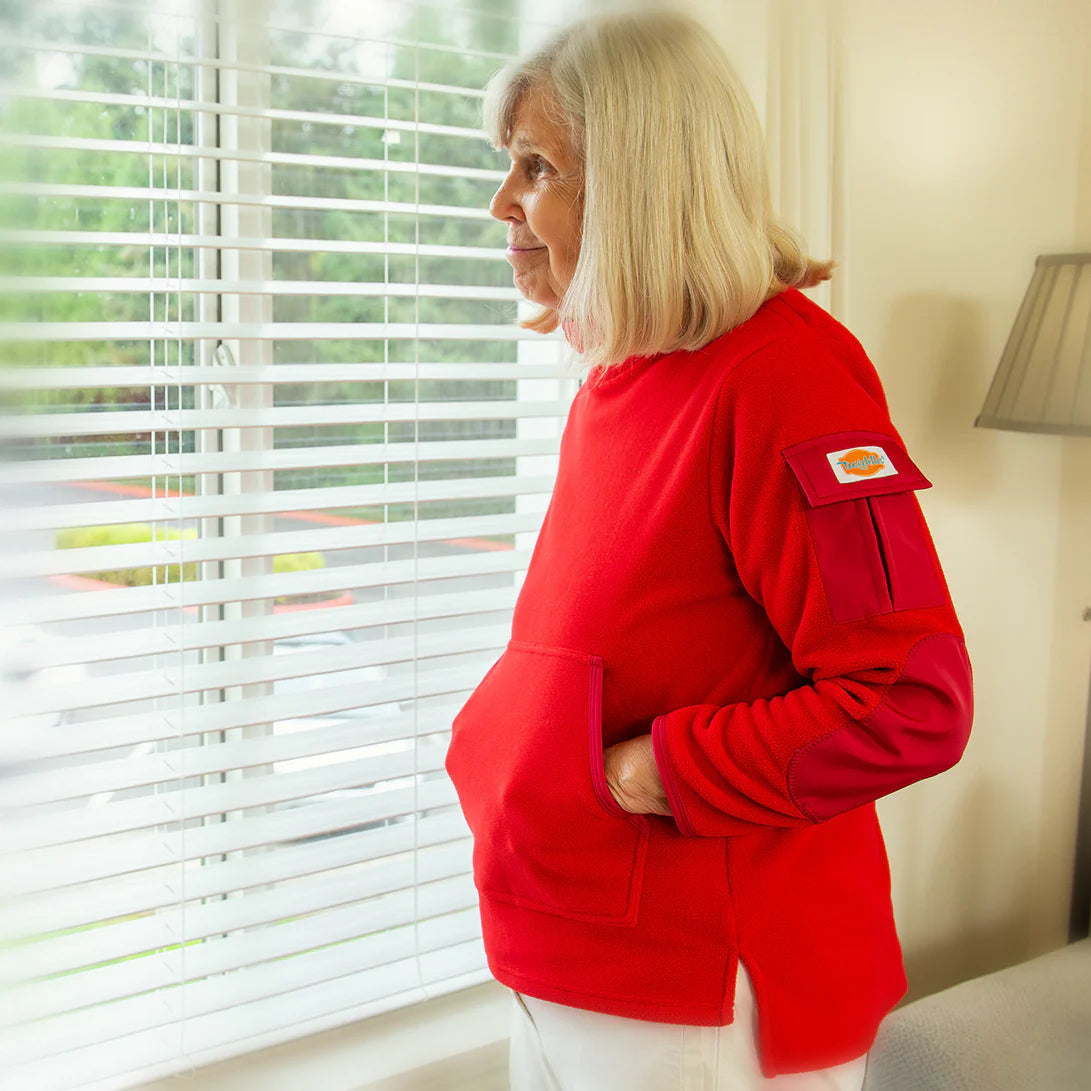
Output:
[603, 734, 673, 816]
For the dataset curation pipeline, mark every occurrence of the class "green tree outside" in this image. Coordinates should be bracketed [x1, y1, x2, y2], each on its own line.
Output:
[10, 0, 530, 526]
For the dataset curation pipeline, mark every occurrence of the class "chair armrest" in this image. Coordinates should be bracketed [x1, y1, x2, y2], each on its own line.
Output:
[863, 938, 1091, 1091]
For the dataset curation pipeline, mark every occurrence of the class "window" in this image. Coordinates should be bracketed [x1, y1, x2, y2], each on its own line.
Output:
[0, 1, 577, 1085]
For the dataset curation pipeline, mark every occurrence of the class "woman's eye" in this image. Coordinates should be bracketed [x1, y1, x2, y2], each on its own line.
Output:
[528, 156, 551, 177]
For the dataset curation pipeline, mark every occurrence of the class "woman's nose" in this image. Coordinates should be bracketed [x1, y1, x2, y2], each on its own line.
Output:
[489, 174, 521, 223]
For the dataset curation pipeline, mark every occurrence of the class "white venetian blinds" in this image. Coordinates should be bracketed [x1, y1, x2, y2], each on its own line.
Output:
[0, 0, 575, 1087]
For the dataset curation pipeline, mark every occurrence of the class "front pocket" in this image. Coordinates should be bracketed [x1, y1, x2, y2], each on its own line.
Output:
[445, 639, 650, 925]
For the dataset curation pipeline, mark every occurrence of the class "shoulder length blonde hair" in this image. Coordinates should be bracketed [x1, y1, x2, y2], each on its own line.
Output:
[483, 11, 832, 369]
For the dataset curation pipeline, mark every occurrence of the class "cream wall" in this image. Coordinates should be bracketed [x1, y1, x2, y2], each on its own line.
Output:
[1040, 0, 1091, 958]
[683, 0, 1091, 1000]
[832, 0, 1090, 998]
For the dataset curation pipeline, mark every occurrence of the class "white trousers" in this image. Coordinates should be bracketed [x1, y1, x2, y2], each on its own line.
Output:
[508, 960, 869, 1091]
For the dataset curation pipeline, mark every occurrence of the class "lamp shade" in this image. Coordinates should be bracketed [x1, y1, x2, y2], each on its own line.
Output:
[976, 253, 1091, 436]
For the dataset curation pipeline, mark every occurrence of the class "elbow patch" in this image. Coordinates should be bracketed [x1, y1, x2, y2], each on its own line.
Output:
[787, 633, 973, 822]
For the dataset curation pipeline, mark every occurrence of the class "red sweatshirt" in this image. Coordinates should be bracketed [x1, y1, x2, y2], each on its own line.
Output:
[444, 288, 973, 1077]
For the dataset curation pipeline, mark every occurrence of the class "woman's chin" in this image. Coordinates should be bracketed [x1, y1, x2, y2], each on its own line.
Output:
[513, 272, 563, 310]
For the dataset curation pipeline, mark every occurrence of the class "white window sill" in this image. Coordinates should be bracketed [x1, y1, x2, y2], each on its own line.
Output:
[138, 981, 513, 1091]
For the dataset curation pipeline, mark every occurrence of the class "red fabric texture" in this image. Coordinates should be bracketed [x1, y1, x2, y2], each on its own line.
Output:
[444, 289, 973, 1077]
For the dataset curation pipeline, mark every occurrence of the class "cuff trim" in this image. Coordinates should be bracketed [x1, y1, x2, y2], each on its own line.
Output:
[651, 714, 699, 837]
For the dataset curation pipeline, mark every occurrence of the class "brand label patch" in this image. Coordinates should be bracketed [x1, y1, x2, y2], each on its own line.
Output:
[826, 445, 898, 484]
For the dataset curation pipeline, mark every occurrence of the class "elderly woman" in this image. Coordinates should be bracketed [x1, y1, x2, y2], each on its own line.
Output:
[444, 12, 973, 1091]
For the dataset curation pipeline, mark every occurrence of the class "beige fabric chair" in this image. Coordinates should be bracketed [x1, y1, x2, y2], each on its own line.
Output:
[862, 938, 1091, 1091]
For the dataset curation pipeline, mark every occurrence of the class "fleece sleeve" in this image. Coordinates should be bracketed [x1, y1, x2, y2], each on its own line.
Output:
[650, 331, 973, 837]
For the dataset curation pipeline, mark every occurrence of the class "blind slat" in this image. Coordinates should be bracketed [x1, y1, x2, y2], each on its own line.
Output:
[9, 322, 554, 346]
[8, 586, 517, 685]
[11, 474, 556, 535]
[4, 361, 558, 390]
[6, 806, 469, 918]
[11, 763, 459, 866]
[21, 963, 495, 1091]
[0, 437, 563, 488]
[0, 278, 522, 301]
[0, 181, 497, 220]
[6, 400, 566, 440]
[8, 858, 476, 1004]
[7, 789, 468, 906]
[7, 38, 490, 97]
[5, 916, 484, 1073]
[14, 510, 539, 581]
[26, 0, 532, 34]
[2, 231, 506, 258]
[12, 624, 506, 730]
[12, 546, 532, 627]
[7, 87, 488, 140]
[9, 741, 458, 854]
[12, 320, 545, 346]
[3, 133, 505, 181]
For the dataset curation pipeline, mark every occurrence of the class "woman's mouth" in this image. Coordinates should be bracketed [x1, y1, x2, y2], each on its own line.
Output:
[506, 246, 548, 269]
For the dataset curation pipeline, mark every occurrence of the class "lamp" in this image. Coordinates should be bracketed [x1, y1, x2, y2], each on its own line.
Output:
[975, 252, 1091, 942]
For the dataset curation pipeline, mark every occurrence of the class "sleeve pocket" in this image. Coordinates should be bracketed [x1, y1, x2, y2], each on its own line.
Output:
[781, 431, 949, 623]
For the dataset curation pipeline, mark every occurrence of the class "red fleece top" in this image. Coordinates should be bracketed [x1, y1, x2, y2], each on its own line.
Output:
[445, 288, 973, 1077]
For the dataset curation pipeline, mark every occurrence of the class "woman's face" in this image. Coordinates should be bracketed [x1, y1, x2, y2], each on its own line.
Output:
[489, 83, 583, 310]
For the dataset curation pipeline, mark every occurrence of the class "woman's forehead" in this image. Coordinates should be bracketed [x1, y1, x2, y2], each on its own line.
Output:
[507, 84, 573, 156]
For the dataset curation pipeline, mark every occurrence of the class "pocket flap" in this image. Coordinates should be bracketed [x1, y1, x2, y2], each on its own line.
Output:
[781, 430, 931, 507]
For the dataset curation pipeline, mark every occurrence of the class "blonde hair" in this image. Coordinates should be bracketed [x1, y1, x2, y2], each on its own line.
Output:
[483, 11, 832, 368]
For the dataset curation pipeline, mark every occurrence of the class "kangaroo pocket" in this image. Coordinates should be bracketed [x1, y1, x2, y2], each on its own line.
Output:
[445, 639, 650, 926]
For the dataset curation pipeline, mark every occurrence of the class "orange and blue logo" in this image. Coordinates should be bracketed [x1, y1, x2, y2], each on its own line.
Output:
[826, 444, 898, 484]
[838, 449, 886, 476]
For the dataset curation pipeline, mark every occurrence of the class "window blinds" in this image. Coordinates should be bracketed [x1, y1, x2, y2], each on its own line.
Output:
[0, 1, 576, 1087]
